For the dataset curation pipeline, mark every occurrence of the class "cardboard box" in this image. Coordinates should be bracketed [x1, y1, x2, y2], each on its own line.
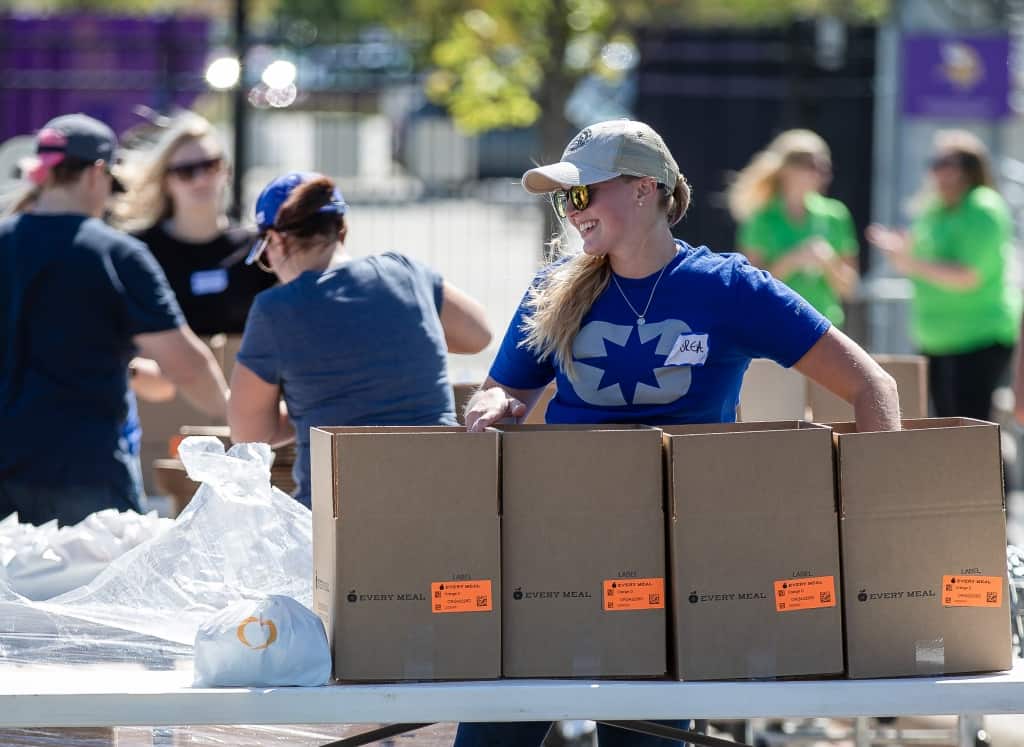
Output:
[451, 382, 479, 426]
[152, 458, 201, 517]
[499, 424, 667, 678]
[138, 336, 228, 496]
[738, 359, 807, 422]
[808, 354, 929, 422]
[835, 417, 1012, 678]
[138, 394, 220, 495]
[310, 426, 501, 682]
[663, 421, 844, 680]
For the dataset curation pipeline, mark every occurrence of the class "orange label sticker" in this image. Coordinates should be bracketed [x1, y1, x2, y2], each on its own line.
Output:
[603, 578, 665, 611]
[430, 580, 493, 614]
[773, 576, 836, 612]
[942, 575, 1003, 608]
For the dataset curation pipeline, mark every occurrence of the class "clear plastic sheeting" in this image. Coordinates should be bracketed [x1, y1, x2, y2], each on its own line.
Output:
[0, 508, 173, 601]
[0, 436, 313, 670]
[0, 723, 459, 746]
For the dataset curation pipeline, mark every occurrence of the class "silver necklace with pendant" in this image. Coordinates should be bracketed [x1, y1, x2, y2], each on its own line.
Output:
[611, 261, 669, 327]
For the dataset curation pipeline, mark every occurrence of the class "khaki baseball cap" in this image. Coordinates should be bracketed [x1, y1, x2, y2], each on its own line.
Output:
[522, 119, 680, 194]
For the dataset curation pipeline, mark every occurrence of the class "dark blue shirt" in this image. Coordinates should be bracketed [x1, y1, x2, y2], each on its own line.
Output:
[0, 213, 183, 494]
[237, 252, 457, 505]
[490, 241, 830, 424]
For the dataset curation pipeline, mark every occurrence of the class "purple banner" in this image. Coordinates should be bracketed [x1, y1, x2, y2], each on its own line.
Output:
[0, 14, 210, 142]
[902, 34, 1010, 120]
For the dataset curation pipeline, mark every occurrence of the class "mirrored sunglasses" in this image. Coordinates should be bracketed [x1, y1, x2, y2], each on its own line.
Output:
[551, 184, 592, 218]
[166, 156, 224, 181]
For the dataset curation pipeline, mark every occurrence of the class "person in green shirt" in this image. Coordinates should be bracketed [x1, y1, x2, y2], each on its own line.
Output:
[869, 129, 1020, 420]
[729, 129, 859, 327]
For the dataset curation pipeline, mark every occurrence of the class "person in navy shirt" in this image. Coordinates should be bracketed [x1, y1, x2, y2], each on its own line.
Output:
[466, 119, 901, 434]
[0, 113, 227, 526]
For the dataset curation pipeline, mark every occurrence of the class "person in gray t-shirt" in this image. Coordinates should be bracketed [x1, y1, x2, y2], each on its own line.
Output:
[228, 171, 491, 506]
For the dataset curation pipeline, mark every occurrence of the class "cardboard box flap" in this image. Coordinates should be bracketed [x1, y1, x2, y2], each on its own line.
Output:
[663, 422, 834, 516]
[738, 359, 807, 422]
[498, 425, 663, 515]
[834, 418, 1004, 514]
[662, 420, 822, 436]
[312, 426, 499, 518]
[808, 355, 929, 423]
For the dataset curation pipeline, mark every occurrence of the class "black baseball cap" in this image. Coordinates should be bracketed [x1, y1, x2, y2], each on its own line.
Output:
[24, 113, 125, 192]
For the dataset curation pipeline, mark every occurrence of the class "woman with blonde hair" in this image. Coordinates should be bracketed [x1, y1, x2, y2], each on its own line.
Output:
[114, 112, 273, 335]
[465, 120, 897, 429]
[460, 120, 899, 745]
[871, 130, 1020, 420]
[729, 129, 859, 327]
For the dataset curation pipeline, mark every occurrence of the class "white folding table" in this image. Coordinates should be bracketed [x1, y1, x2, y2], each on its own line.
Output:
[2, 662, 1023, 746]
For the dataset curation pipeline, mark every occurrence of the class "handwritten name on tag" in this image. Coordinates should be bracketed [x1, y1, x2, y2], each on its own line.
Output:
[665, 333, 709, 367]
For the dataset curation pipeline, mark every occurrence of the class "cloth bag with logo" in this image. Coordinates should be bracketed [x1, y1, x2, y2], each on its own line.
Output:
[193, 594, 331, 687]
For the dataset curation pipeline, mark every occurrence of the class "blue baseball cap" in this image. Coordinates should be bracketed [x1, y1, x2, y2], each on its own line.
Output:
[245, 171, 347, 266]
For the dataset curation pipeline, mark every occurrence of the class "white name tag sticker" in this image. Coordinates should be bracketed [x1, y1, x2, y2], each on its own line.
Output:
[190, 268, 229, 296]
[665, 333, 710, 367]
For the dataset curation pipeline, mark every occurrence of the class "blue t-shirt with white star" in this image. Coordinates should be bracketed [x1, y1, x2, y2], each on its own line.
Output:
[490, 241, 831, 425]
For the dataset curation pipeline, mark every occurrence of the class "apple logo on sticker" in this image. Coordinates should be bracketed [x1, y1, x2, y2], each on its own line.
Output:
[688, 591, 698, 604]
[347, 590, 357, 603]
[858, 589, 868, 602]
[513, 587, 523, 600]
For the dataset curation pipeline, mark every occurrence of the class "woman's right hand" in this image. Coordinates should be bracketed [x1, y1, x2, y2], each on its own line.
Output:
[866, 224, 913, 275]
[465, 386, 527, 432]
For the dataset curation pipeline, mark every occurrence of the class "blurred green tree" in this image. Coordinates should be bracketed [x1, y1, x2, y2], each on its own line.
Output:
[12, 0, 889, 159]
[276, 0, 889, 159]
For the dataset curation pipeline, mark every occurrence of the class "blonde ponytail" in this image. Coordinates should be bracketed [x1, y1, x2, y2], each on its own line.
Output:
[520, 250, 611, 381]
[665, 174, 691, 227]
[6, 184, 41, 215]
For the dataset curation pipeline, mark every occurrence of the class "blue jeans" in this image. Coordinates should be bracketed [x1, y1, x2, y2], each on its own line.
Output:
[454, 720, 692, 746]
[0, 479, 142, 527]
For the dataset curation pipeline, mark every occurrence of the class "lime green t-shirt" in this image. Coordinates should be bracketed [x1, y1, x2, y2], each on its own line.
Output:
[909, 185, 1021, 354]
[738, 193, 858, 326]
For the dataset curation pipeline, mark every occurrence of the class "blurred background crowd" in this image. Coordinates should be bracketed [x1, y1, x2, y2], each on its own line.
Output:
[1, 0, 1023, 496]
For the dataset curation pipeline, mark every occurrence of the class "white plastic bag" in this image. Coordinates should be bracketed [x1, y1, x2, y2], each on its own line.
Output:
[0, 436, 314, 669]
[193, 594, 331, 687]
[0, 508, 172, 600]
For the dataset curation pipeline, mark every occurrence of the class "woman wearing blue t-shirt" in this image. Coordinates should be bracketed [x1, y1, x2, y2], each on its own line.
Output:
[228, 172, 491, 506]
[460, 121, 900, 747]
[466, 119, 900, 435]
